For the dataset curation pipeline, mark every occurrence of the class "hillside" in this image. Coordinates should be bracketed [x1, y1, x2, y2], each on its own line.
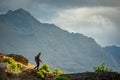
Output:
[0, 53, 120, 80]
[0, 9, 119, 72]
[0, 52, 57, 80]
[103, 46, 120, 67]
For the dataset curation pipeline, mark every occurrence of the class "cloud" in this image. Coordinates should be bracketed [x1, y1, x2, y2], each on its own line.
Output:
[0, 0, 120, 46]
[0, 0, 120, 21]
[34, 0, 120, 8]
[0, 0, 28, 9]
[49, 7, 120, 46]
[0, 0, 120, 17]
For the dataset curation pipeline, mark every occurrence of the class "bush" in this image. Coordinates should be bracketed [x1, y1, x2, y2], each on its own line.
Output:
[40, 64, 50, 72]
[3, 57, 23, 72]
[93, 62, 112, 72]
[37, 71, 44, 79]
[55, 76, 70, 80]
[37, 64, 65, 79]
[3, 57, 14, 64]
[53, 68, 63, 75]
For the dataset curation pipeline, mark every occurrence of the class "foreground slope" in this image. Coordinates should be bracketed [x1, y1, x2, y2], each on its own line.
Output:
[0, 9, 119, 72]
[0, 53, 120, 80]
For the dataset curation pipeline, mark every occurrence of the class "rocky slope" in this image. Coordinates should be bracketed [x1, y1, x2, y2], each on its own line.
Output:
[0, 53, 120, 80]
[61, 72, 120, 80]
[0, 52, 56, 80]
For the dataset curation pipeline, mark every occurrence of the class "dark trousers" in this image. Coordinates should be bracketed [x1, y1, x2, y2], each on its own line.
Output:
[34, 61, 40, 70]
[36, 61, 40, 68]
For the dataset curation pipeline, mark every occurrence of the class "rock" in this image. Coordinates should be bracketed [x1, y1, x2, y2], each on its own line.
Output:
[0, 53, 5, 62]
[61, 72, 120, 80]
[7, 72, 19, 80]
[19, 69, 41, 80]
[0, 63, 7, 80]
[43, 72, 56, 80]
[7, 54, 29, 65]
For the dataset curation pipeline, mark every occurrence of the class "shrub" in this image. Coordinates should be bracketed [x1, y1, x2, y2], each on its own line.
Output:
[37, 71, 44, 79]
[53, 68, 63, 75]
[3, 57, 14, 64]
[16, 63, 23, 72]
[93, 62, 112, 72]
[55, 76, 70, 80]
[40, 64, 50, 72]
[3, 57, 23, 72]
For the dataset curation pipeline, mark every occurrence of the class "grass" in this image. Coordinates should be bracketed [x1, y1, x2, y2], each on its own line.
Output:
[3, 57, 23, 73]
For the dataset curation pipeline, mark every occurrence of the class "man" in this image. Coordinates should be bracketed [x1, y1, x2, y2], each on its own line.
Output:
[34, 53, 42, 70]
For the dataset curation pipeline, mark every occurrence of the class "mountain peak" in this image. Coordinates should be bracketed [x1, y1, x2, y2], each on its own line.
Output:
[16, 8, 26, 12]
[6, 8, 30, 16]
[14, 8, 29, 14]
[1, 8, 41, 26]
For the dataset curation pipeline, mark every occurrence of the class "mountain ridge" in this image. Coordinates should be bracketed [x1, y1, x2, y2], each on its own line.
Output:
[0, 9, 119, 72]
[103, 45, 120, 67]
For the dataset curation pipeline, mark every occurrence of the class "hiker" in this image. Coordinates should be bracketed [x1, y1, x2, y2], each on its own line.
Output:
[34, 53, 42, 70]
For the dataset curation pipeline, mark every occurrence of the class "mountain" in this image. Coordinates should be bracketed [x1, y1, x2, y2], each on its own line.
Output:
[103, 45, 120, 67]
[0, 9, 119, 72]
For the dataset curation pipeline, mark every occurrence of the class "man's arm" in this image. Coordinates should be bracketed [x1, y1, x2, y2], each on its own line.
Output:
[40, 59, 42, 63]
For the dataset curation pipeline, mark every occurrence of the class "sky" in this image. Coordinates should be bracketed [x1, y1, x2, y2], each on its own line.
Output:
[0, 0, 120, 47]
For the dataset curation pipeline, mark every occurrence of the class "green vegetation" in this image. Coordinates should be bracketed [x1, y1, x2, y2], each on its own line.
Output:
[93, 62, 113, 72]
[36, 64, 64, 79]
[55, 76, 70, 80]
[40, 64, 51, 72]
[37, 64, 50, 79]
[3, 57, 23, 73]
[37, 71, 44, 78]
[53, 68, 63, 75]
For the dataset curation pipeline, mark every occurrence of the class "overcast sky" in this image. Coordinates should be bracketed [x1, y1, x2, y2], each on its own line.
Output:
[0, 0, 120, 47]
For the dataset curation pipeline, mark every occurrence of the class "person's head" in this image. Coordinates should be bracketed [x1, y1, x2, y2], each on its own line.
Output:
[38, 53, 41, 55]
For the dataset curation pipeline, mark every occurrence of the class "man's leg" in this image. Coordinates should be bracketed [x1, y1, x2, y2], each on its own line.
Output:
[34, 62, 37, 69]
[37, 62, 40, 70]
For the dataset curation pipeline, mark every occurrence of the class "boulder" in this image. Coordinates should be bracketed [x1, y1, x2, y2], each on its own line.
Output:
[0, 63, 7, 80]
[0, 53, 5, 62]
[7, 54, 29, 65]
